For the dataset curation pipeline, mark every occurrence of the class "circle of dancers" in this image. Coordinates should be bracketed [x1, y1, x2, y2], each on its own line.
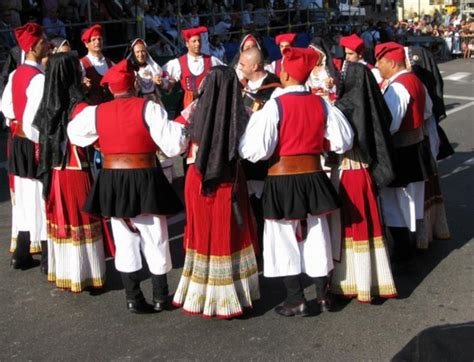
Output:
[1, 22, 452, 317]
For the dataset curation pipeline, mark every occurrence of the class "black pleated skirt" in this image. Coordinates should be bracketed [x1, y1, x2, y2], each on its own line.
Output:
[389, 141, 431, 188]
[8, 136, 37, 179]
[84, 166, 183, 218]
[262, 172, 340, 220]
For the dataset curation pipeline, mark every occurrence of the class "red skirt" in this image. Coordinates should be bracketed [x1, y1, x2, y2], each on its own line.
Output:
[183, 165, 259, 257]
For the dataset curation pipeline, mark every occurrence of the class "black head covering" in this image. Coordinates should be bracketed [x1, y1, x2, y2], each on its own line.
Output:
[33, 52, 86, 198]
[188, 65, 248, 194]
[309, 37, 337, 79]
[410, 46, 446, 121]
[336, 61, 395, 187]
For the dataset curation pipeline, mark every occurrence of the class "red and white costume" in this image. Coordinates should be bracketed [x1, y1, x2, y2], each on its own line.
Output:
[239, 84, 353, 278]
[2, 59, 47, 254]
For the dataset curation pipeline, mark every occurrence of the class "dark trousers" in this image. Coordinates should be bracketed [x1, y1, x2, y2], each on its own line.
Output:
[249, 194, 264, 253]
[283, 275, 329, 304]
[121, 272, 169, 301]
[389, 226, 416, 262]
[13, 231, 32, 262]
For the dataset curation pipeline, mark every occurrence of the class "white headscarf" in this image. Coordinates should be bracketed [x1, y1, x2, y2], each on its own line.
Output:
[128, 38, 164, 94]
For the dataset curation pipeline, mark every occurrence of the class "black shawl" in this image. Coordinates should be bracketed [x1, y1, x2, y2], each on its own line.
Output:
[336, 61, 396, 188]
[188, 65, 249, 193]
[410, 47, 454, 160]
[411, 47, 446, 121]
[33, 53, 86, 198]
[309, 37, 337, 79]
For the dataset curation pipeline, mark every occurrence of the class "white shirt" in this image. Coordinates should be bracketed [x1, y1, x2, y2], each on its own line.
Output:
[67, 100, 188, 158]
[1, 59, 45, 143]
[239, 85, 354, 163]
[383, 70, 432, 134]
[163, 54, 224, 82]
[80, 53, 112, 77]
[264, 60, 277, 74]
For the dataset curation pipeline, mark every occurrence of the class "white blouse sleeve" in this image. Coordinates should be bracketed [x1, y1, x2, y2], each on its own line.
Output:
[144, 101, 188, 157]
[384, 82, 410, 134]
[264, 61, 276, 74]
[1, 71, 15, 122]
[67, 105, 99, 147]
[162, 58, 181, 82]
[238, 99, 280, 162]
[23, 73, 44, 143]
[324, 100, 354, 154]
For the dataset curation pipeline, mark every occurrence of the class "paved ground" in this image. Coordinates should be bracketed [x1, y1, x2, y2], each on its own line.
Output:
[0, 58, 473, 361]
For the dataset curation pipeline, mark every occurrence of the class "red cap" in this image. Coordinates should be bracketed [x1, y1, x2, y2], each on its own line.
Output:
[275, 33, 297, 45]
[100, 59, 135, 94]
[375, 42, 405, 62]
[339, 33, 365, 54]
[282, 47, 319, 83]
[15, 23, 44, 52]
[81, 24, 103, 43]
[181, 26, 208, 42]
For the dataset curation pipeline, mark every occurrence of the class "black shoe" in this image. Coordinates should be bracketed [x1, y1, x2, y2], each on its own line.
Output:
[126, 299, 156, 314]
[317, 299, 332, 313]
[274, 302, 309, 317]
[153, 296, 170, 312]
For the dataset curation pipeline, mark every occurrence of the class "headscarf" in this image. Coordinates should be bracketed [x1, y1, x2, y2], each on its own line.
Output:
[50, 37, 70, 53]
[309, 37, 337, 78]
[336, 61, 395, 187]
[126, 38, 163, 94]
[188, 65, 249, 194]
[33, 53, 86, 198]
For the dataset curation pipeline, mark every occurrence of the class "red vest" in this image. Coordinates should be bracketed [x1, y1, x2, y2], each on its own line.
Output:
[275, 92, 326, 156]
[275, 59, 282, 77]
[12, 64, 42, 126]
[179, 54, 212, 108]
[80, 56, 113, 105]
[96, 97, 158, 154]
[392, 72, 426, 131]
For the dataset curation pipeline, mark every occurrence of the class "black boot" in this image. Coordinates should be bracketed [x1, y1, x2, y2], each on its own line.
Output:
[11, 232, 38, 270]
[314, 276, 331, 312]
[151, 273, 170, 312]
[40, 240, 48, 275]
[121, 272, 155, 314]
[274, 275, 309, 317]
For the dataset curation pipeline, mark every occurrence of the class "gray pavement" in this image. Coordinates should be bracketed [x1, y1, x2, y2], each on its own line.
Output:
[0, 59, 473, 361]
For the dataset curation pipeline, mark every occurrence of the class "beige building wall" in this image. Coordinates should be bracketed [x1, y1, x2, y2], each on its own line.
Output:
[398, 0, 444, 19]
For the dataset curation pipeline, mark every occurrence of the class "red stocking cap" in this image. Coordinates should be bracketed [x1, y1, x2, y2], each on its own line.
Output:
[375, 42, 405, 62]
[100, 59, 135, 94]
[81, 24, 103, 43]
[15, 23, 43, 52]
[275, 33, 297, 45]
[282, 47, 320, 83]
[339, 33, 365, 54]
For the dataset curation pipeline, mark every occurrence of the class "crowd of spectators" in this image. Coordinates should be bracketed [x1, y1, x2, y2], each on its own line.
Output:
[1, 0, 473, 63]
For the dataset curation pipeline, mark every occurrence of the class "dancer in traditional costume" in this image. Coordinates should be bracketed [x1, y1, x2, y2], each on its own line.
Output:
[1, 23, 50, 271]
[375, 42, 431, 272]
[126, 38, 167, 105]
[33, 53, 106, 292]
[240, 47, 354, 316]
[233, 33, 263, 81]
[306, 38, 338, 102]
[163, 26, 223, 110]
[339, 33, 382, 83]
[172, 66, 260, 319]
[239, 46, 281, 252]
[68, 60, 186, 313]
[264, 33, 296, 77]
[330, 61, 397, 303]
[80, 24, 114, 105]
[126, 38, 174, 181]
[405, 47, 451, 248]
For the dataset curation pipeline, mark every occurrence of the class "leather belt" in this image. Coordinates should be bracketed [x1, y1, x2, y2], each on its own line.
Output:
[103, 153, 157, 169]
[392, 127, 424, 148]
[268, 155, 322, 176]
